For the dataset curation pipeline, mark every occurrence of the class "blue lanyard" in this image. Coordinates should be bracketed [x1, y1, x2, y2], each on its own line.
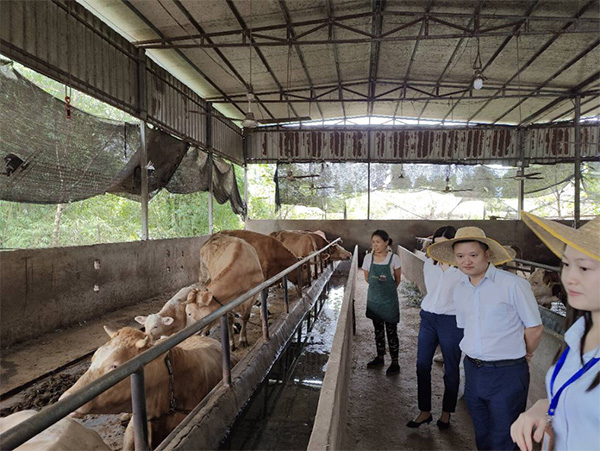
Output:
[548, 346, 600, 416]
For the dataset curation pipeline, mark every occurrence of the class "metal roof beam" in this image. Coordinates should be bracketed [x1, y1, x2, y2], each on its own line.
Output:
[171, 0, 275, 120]
[466, 0, 598, 123]
[494, 39, 600, 124]
[327, 0, 346, 119]
[368, 0, 386, 116]
[278, 0, 324, 120]
[134, 10, 600, 47]
[224, 0, 300, 119]
[549, 94, 600, 123]
[393, 0, 434, 119]
[520, 70, 600, 125]
[417, 0, 484, 122]
[120, 0, 246, 116]
[443, 0, 541, 122]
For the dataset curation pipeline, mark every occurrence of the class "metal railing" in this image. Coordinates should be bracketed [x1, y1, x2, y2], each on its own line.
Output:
[506, 257, 561, 273]
[0, 238, 341, 451]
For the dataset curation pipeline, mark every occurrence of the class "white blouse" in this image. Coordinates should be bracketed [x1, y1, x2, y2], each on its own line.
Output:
[544, 316, 600, 451]
[362, 252, 401, 271]
[420, 257, 462, 315]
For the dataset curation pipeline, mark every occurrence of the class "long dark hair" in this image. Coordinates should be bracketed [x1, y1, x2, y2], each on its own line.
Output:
[431, 226, 456, 265]
[554, 295, 599, 391]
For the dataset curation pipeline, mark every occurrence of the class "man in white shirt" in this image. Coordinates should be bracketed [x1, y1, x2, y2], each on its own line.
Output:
[428, 227, 543, 450]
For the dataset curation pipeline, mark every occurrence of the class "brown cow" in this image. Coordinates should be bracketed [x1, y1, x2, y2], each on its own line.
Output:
[186, 234, 264, 349]
[271, 230, 352, 262]
[219, 230, 309, 294]
[60, 327, 233, 451]
[528, 268, 565, 308]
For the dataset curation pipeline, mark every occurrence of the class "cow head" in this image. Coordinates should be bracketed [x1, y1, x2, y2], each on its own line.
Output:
[528, 269, 562, 306]
[60, 327, 152, 417]
[135, 314, 175, 340]
[185, 288, 218, 326]
[329, 244, 352, 261]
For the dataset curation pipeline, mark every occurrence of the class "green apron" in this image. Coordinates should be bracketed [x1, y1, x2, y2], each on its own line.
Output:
[366, 253, 400, 323]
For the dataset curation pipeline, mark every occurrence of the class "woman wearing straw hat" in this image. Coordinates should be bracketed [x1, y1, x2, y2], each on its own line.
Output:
[407, 225, 464, 430]
[511, 213, 600, 451]
[428, 227, 543, 450]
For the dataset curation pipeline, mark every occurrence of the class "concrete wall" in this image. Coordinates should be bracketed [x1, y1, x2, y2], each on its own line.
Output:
[246, 219, 561, 267]
[398, 246, 426, 294]
[308, 250, 357, 451]
[0, 237, 208, 347]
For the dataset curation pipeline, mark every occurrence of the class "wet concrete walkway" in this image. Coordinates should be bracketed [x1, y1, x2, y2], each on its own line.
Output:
[345, 270, 477, 451]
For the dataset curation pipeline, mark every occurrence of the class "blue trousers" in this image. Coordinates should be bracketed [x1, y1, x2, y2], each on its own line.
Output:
[464, 358, 529, 450]
[416, 310, 464, 412]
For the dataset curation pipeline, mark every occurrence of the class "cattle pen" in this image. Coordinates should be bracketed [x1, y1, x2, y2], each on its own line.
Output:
[1, 0, 599, 450]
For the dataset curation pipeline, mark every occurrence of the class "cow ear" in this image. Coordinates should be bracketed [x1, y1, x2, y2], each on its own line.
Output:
[199, 292, 213, 306]
[186, 289, 198, 304]
[162, 316, 174, 326]
[134, 316, 146, 325]
[104, 325, 119, 338]
[135, 336, 149, 349]
[321, 253, 330, 261]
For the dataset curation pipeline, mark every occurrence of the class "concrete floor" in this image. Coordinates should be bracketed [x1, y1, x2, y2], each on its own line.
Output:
[345, 271, 477, 451]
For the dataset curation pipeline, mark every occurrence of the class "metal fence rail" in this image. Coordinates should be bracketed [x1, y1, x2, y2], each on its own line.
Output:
[0, 238, 341, 451]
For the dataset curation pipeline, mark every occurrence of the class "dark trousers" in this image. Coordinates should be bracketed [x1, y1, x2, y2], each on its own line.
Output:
[464, 357, 529, 450]
[372, 318, 399, 360]
[416, 310, 464, 412]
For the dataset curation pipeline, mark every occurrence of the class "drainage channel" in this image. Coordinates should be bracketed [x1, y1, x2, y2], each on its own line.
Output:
[219, 270, 348, 451]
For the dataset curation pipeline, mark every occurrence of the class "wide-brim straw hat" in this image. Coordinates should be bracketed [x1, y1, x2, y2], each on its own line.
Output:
[521, 212, 600, 261]
[427, 226, 513, 266]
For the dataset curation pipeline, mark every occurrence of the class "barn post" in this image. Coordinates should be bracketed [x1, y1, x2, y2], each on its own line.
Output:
[244, 163, 249, 224]
[131, 368, 150, 451]
[282, 275, 289, 313]
[220, 315, 232, 386]
[297, 266, 303, 296]
[207, 102, 214, 234]
[517, 129, 525, 219]
[137, 48, 149, 240]
[574, 95, 581, 228]
[261, 288, 270, 341]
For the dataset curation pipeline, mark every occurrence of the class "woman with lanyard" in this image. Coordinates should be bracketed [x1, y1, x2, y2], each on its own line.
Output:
[362, 229, 402, 376]
[407, 226, 464, 430]
[511, 213, 600, 451]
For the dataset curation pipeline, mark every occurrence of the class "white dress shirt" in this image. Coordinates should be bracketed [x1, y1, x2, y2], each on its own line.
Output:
[454, 264, 542, 360]
[544, 317, 600, 451]
[421, 258, 462, 315]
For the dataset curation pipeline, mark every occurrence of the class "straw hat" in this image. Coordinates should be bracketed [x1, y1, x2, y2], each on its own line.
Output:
[427, 226, 513, 266]
[521, 212, 600, 261]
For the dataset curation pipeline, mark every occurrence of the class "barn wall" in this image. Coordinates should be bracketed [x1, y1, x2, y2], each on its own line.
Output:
[0, 236, 208, 348]
[245, 219, 561, 266]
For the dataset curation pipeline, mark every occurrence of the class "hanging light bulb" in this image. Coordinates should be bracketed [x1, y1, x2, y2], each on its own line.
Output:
[473, 71, 484, 90]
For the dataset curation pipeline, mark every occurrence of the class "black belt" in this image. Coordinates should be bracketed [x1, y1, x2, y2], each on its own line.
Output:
[466, 356, 526, 368]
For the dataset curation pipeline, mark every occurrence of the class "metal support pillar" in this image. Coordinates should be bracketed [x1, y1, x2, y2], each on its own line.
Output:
[131, 369, 149, 451]
[261, 289, 269, 341]
[517, 130, 525, 219]
[220, 315, 232, 386]
[137, 48, 149, 241]
[282, 275, 289, 313]
[207, 103, 214, 234]
[367, 161, 371, 220]
[574, 96, 581, 228]
[244, 164, 249, 225]
[297, 266, 303, 297]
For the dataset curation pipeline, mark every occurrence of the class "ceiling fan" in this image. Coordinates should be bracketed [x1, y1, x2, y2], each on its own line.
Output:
[308, 182, 334, 190]
[277, 170, 320, 181]
[507, 171, 544, 180]
[437, 175, 474, 194]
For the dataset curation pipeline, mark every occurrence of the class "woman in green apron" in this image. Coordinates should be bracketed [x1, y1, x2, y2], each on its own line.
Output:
[362, 230, 402, 375]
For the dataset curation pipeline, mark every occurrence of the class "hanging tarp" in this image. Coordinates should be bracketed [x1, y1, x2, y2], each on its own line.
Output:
[0, 59, 245, 215]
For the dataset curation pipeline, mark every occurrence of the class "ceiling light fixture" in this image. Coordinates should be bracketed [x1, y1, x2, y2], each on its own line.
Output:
[472, 36, 485, 90]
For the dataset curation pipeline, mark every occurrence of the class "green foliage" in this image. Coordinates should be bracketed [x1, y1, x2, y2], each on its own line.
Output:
[399, 281, 425, 308]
